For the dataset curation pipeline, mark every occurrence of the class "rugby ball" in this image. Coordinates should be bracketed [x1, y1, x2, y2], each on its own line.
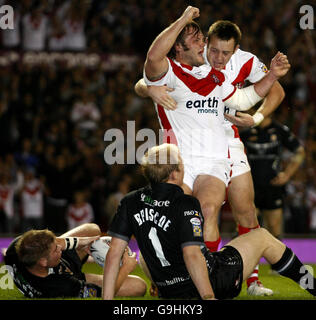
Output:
[90, 236, 132, 268]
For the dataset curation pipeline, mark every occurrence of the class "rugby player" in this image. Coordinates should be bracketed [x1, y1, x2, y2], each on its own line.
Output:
[240, 116, 305, 238]
[102, 144, 316, 300]
[4, 223, 146, 298]
[135, 6, 290, 295]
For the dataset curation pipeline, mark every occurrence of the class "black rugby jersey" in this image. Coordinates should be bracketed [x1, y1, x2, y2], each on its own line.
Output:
[240, 120, 301, 187]
[4, 237, 100, 298]
[108, 182, 206, 298]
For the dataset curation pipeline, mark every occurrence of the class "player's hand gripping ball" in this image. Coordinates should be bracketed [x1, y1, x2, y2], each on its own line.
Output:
[90, 236, 133, 267]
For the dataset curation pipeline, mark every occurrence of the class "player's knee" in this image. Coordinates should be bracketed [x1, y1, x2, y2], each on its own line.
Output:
[83, 223, 101, 236]
[233, 202, 257, 226]
[233, 201, 256, 217]
[128, 276, 147, 297]
[137, 278, 147, 296]
[200, 202, 219, 219]
[257, 228, 277, 248]
[255, 227, 270, 239]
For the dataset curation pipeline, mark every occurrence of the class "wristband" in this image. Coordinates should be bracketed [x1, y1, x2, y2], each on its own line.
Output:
[65, 237, 79, 250]
[252, 112, 264, 126]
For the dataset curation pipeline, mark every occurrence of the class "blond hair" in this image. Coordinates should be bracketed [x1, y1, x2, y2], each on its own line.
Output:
[141, 144, 181, 184]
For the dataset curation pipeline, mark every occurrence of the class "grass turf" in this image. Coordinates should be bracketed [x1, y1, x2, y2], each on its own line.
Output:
[0, 263, 315, 300]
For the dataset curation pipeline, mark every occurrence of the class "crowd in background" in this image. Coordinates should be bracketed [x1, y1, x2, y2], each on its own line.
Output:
[0, 0, 315, 235]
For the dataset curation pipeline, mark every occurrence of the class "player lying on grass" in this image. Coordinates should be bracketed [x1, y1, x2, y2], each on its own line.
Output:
[102, 144, 316, 300]
[4, 223, 146, 298]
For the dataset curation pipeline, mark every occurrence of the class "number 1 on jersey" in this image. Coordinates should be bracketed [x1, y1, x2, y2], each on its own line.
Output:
[148, 227, 170, 267]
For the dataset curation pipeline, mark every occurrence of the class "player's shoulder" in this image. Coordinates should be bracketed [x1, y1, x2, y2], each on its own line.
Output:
[174, 194, 203, 221]
[229, 48, 257, 70]
[176, 193, 201, 209]
[121, 187, 145, 203]
[233, 48, 257, 62]
[229, 48, 267, 82]
[120, 186, 153, 207]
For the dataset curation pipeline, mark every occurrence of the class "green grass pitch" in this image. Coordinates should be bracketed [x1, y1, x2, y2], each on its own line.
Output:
[0, 263, 315, 300]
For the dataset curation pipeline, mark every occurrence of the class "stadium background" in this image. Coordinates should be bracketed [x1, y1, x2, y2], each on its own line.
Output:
[0, 0, 315, 265]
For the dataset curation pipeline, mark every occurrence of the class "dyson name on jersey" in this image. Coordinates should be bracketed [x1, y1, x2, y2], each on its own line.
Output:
[186, 96, 219, 115]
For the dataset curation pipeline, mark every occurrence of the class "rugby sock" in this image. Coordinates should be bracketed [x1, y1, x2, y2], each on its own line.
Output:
[238, 224, 261, 287]
[238, 224, 259, 235]
[205, 237, 221, 252]
[247, 265, 260, 287]
[271, 247, 316, 296]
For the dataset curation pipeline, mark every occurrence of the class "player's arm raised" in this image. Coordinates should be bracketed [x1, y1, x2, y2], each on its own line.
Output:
[183, 245, 217, 300]
[254, 52, 290, 97]
[225, 81, 285, 127]
[224, 52, 290, 112]
[144, 6, 200, 80]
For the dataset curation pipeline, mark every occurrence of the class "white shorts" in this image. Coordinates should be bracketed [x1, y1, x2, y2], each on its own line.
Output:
[229, 143, 251, 179]
[183, 157, 232, 191]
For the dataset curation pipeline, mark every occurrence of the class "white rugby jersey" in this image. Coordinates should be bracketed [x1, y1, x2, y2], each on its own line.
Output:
[63, 18, 86, 51]
[21, 180, 43, 218]
[0, 184, 15, 218]
[144, 58, 236, 161]
[66, 203, 94, 230]
[204, 47, 268, 146]
[22, 13, 48, 51]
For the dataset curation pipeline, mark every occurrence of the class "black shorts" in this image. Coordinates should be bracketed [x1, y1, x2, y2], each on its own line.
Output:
[205, 246, 243, 299]
[254, 185, 285, 210]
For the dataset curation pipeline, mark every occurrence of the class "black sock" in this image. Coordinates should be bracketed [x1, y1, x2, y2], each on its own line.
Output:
[271, 247, 316, 297]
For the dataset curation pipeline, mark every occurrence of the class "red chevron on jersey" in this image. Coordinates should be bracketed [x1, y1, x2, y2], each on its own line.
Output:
[157, 104, 178, 145]
[169, 58, 225, 96]
[218, 49, 267, 146]
[231, 57, 254, 87]
[144, 57, 232, 160]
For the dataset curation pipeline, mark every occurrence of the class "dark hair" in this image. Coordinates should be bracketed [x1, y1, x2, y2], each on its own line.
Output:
[168, 21, 202, 59]
[207, 20, 242, 47]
